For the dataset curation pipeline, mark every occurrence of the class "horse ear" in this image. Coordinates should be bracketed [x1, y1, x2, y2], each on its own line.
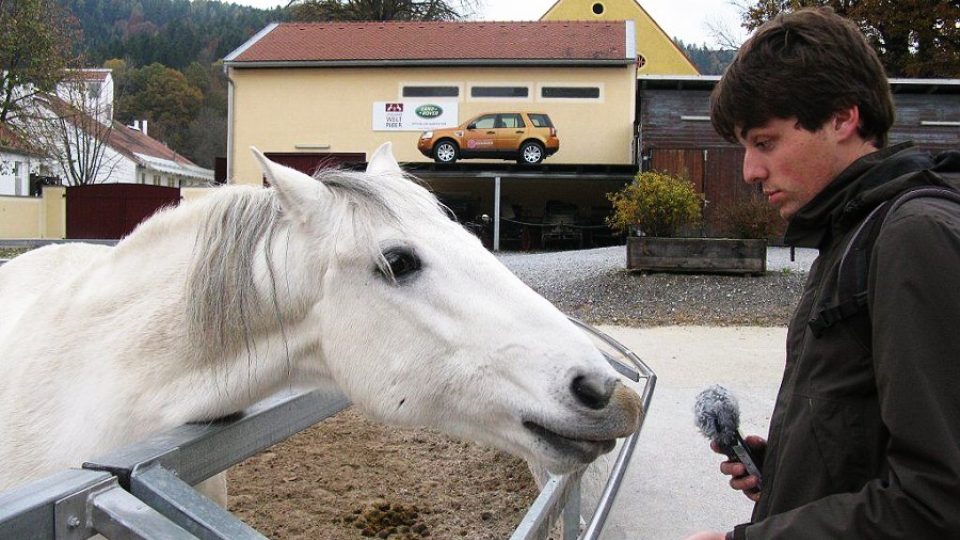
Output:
[250, 147, 326, 223]
[366, 142, 402, 175]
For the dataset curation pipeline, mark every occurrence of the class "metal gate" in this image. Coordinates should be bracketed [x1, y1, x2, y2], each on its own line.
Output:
[0, 320, 656, 540]
[66, 184, 181, 240]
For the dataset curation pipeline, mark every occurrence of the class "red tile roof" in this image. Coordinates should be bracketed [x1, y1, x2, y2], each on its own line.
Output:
[40, 93, 197, 166]
[0, 122, 45, 156]
[69, 69, 111, 82]
[226, 21, 631, 65]
[108, 122, 196, 166]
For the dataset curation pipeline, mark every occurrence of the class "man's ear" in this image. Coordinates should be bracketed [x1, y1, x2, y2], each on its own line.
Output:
[832, 105, 862, 140]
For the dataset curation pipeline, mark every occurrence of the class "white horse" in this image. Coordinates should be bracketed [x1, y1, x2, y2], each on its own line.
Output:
[0, 143, 642, 503]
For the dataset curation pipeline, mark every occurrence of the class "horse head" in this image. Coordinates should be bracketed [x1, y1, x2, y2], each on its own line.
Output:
[250, 144, 643, 474]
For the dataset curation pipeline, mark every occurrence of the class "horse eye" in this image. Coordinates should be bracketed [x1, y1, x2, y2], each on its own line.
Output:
[381, 248, 422, 282]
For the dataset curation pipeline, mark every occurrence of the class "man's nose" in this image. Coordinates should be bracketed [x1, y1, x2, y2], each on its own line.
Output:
[742, 150, 765, 185]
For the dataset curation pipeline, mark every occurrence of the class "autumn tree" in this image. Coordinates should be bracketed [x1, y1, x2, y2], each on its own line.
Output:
[0, 0, 81, 122]
[288, 0, 479, 21]
[116, 63, 203, 154]
[739, 0, 960, 77]
[182, 61, 228, 168]
[23, 71, 121, 186]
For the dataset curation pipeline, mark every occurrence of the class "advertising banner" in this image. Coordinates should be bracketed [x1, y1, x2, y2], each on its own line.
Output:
[372, 100, 458, 131]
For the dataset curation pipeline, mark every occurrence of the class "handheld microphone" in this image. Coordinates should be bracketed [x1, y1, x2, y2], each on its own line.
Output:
[694, 384, 763, 487]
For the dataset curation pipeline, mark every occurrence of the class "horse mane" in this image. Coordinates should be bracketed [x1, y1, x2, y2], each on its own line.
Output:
[184, 167, 445, 364]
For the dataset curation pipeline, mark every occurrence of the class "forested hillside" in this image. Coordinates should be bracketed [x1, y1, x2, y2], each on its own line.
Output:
[678, 41, 736, 75]
[64, 0, 283, 69]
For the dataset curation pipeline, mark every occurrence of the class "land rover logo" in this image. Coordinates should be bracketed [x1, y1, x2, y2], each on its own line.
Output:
[415, 104, 442, 118]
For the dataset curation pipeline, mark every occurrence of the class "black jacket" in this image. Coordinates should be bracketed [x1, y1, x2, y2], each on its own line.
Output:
[735, 143, 960, 539]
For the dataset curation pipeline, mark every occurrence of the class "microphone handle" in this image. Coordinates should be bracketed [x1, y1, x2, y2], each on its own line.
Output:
[731, 430, 763, 487]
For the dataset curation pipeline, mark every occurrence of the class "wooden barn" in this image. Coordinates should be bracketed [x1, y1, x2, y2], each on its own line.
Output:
[636, 75, 960, 237]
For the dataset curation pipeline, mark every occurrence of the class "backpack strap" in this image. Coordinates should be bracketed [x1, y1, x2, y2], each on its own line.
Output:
[808, 187, 960, 338]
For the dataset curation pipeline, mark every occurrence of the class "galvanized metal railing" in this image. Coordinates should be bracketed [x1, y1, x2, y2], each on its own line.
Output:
[511, 319, 657, 540]
[0, 390, 351, 539]
[0, 320, 655, 539]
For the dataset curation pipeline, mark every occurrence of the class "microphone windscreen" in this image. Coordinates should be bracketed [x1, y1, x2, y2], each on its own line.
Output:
[694, 384, 741, 448]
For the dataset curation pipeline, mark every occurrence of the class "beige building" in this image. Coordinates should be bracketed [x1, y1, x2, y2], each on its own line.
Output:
[541, 0, 700, 75]
[224, 20, 638, 182]
[224, 20, 645, 249]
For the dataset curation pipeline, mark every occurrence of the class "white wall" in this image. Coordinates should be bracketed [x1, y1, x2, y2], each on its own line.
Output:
[0, 151, 36, 196]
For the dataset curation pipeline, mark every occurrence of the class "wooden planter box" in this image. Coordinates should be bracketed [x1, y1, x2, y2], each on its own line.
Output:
[627, 237, 767, 275]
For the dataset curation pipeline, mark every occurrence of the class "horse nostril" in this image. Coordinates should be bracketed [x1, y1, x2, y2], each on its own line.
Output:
[571, 375, 613, 410]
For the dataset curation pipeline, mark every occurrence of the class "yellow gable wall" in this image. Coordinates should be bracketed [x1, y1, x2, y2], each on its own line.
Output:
[228, 65, 636, 186]
[541, 0, 699, 75]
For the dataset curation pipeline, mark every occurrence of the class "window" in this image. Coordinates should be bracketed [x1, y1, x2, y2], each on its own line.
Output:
[499, 114, 525, 128]
[87, 82, 102, 99]
[541, 86, 601, 99]
[470, 86, 529, 98]
[12, 162, 22, 196]
[402, 85, 459, 98]
[592, 2, 605, 15]
[528, 113, 553, 128]
[471, 115, 497, 129]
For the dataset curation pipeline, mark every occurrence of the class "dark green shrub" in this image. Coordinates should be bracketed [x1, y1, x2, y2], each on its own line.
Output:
[607, 171, 703, 237]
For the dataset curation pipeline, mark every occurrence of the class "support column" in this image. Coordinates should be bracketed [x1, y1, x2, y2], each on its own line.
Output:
[493, 175, 501, 251]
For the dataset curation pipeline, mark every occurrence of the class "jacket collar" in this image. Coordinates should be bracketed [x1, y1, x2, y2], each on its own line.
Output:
[784, 142, 937, 249]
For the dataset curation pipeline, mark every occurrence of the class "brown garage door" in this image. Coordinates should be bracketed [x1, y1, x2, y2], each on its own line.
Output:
[66, 184, 181, 240]
[262, 152, 367, 186]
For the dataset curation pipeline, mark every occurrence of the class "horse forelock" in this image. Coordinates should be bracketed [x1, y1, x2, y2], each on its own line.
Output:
[185, 168, 448, 363]
[314, 167, 448, 278]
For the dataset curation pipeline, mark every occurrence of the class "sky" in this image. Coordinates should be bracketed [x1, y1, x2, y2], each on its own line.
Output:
[228, 0, 748, 49]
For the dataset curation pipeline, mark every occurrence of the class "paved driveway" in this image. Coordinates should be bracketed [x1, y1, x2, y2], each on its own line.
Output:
[588, 325, 788, 540]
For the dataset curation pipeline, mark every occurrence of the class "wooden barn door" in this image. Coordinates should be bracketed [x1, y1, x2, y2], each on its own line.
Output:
[703, 147, 752, 237]
[650, 147, 760, 237]
[649, 148, 705, 192]
[66, 184, 181, 239]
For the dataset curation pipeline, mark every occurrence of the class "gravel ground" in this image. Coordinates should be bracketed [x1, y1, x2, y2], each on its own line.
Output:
[497, 245, 816, 327]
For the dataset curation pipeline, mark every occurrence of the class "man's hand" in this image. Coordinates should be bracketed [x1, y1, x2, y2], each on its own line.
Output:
[712, 435, 766, 502]
[684, 531, 726, 540]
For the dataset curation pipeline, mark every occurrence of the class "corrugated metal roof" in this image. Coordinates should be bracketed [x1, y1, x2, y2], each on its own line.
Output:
[225, 20, 632, 66]
[636, 74, 960, 94]
[134, 152, 213, 181]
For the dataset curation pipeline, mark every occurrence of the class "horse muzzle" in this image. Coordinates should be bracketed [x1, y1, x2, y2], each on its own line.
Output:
[523, 382, 644, 469]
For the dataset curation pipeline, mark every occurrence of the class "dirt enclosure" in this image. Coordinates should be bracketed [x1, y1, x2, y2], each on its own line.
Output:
[228, 407, 540, 539]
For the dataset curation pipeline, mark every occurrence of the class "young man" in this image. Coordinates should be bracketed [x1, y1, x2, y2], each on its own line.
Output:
[687, 7, 960, 540]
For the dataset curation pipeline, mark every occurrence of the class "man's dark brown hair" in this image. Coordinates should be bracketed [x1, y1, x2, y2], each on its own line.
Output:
[710, 7, 895, 147]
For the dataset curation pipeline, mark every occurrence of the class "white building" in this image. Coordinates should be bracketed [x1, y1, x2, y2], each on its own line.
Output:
[14, 68, 214, 188]
[57, 69, 115, 125]
[0, 123, 47, 196]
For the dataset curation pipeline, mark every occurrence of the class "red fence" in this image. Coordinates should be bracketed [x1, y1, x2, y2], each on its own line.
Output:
[66, 184, 181, 240]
